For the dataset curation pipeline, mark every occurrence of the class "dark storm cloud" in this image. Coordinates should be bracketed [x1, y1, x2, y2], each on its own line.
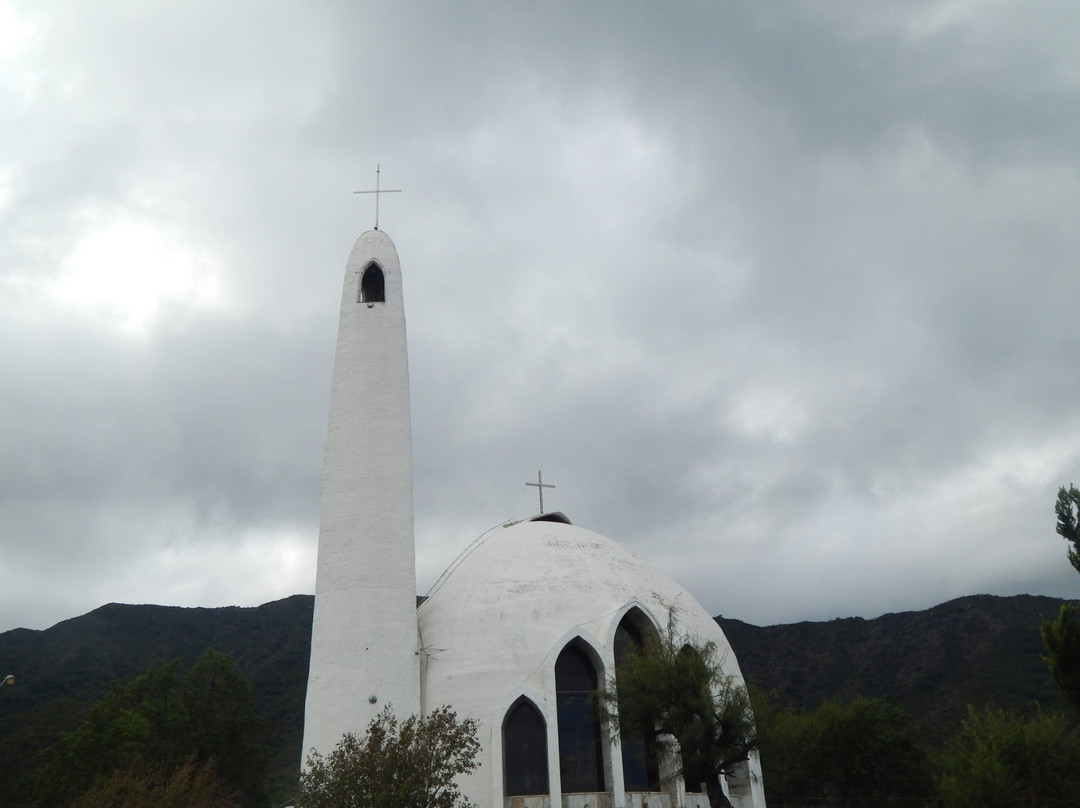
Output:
[2, 0, 1079, 631]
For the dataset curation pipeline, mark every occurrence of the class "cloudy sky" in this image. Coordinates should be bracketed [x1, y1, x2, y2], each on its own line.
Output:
[3, 0, 1080, 633]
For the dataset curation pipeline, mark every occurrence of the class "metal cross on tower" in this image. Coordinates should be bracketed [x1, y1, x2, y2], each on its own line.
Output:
[526, 470, 555, 513]
[354, 164, 402, 230]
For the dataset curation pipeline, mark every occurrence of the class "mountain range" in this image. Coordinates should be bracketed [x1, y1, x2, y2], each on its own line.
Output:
[0, 593, 1073, 806]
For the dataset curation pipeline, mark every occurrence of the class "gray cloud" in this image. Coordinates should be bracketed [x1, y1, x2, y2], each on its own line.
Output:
[2, 0, 1079, 632]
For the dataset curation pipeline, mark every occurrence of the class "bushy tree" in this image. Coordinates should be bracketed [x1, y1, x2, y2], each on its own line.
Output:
[1042, 485, 1080, 713]
[936, 706, 1080, 808]
[297, 706, 480, 808]
[1041, 602, 1080, 714]
[70, 754, 233, 808]
[1054, 484, 1080, 575]
[183, 650, 269, 800]
[34, 649, 267, 808]
[753, 692, 929, 808]
[599, 607, 757, 808]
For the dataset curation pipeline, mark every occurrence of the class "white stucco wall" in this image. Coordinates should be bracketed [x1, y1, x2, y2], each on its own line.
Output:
[302, 230, 421, 762]
[300, 227, 765, 806]
[418, 519, 766, 808]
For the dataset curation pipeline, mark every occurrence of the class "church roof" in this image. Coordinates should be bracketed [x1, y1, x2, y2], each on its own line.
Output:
[418, 519, 742, 702]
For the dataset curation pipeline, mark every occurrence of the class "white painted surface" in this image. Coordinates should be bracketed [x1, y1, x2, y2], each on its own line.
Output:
[419, 519, 766, 808]
[302, 230, 420, 761]
[301, 228, 765, 806]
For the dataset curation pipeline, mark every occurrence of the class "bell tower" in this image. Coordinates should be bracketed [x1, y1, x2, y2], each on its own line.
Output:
[302, 228, 420, 761]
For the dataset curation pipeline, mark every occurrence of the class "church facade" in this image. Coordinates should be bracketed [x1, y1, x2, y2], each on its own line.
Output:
[302, 229, 766, 808]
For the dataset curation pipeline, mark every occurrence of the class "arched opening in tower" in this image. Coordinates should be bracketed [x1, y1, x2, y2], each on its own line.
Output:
[360, 264, 385, 303]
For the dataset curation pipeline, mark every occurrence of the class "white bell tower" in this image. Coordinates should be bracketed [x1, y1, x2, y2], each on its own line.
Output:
[302, 228, 420, 761]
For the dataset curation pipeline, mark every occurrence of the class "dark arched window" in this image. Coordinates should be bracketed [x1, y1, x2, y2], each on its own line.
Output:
[556, 642, 605, 793]
[359, 264, 385, 303]
[615, 612, 660, 792]
[503, 698, 549, 797]
[678, 645, 715, 794]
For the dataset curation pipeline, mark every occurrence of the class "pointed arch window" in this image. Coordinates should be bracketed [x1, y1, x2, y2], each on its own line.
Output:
[677, 645, 715, 795]
[615, 612, 661, 792]
[503, 698, 550, 797]
[556, 642, 605, 793]
[359, 264, 385, 303]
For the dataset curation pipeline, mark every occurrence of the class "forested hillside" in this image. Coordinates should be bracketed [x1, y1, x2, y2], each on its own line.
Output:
[719, 594, 1072, 742]
[0, 593, 1072, 806]
[0, 596, 313, 807]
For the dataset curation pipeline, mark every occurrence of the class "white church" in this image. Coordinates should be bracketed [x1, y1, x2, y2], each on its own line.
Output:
[301, 226, 767, 808]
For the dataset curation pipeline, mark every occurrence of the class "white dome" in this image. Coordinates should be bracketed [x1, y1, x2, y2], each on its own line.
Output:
[417, 517, 761, 808]
[418, 516, 745, 734]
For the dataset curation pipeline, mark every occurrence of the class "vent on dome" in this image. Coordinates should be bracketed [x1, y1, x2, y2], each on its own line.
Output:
[528, 512, 572, 525]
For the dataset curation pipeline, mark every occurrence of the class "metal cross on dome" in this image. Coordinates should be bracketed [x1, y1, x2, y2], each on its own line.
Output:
[354, 164, 402, 230]
[526, 470, 555, 513]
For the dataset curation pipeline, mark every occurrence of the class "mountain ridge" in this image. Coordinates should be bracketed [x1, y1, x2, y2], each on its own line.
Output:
[1, 592, 1073, 807]
[717, 592, 1073, 740]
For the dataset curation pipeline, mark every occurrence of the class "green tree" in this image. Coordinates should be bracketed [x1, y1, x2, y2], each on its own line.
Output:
[1042, 485, 1080, 713]
[599, 608, 757, 808]
[34, 650, 267, 808]
[753, 692, 929, 808]
[1054, 484, 1080, 574]
[1041, 602, 1080, 714]
[183, 650, 269, 802]
[297, 706, 480, 808]
[935, 706, 1080, 808]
